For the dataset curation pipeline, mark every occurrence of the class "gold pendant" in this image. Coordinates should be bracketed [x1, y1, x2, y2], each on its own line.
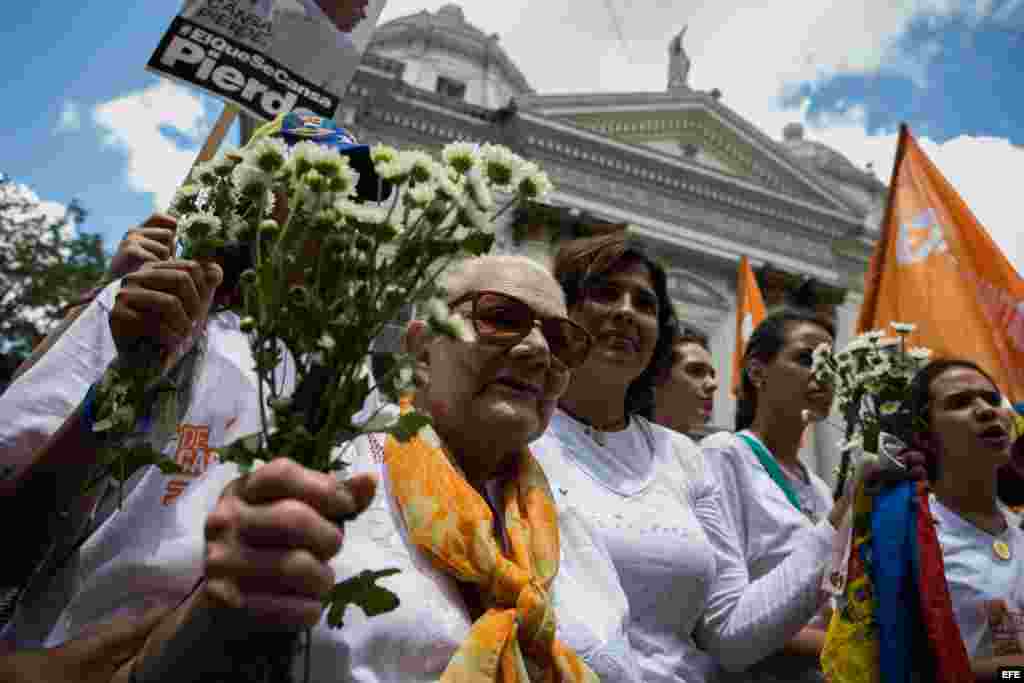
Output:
[993, 539, 1012, 561]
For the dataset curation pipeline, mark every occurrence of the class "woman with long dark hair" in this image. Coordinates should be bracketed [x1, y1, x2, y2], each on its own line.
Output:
[701, 309, 837, 682]
[896, 358, 1024, 679]
[532, 233, 865, 683]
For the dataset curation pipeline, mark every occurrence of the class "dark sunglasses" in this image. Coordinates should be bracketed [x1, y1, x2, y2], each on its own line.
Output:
[448, 290, 593, 370]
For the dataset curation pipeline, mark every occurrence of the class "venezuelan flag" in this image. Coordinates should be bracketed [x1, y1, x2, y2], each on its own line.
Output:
[822, 480, 973, 682]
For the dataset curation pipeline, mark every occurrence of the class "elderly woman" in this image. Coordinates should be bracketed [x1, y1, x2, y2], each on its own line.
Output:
[897, 359, 1024, 680]
[532, 233, 869, 683]
[46, 254, 643, 682]
[701, 309, 838, 682]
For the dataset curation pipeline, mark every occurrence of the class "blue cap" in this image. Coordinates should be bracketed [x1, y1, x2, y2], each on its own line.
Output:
[252, 109, 391, 201]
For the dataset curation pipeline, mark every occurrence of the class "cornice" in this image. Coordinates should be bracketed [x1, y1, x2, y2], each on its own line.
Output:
[518, 94, 862, 215]
[513, 113, 860, 237]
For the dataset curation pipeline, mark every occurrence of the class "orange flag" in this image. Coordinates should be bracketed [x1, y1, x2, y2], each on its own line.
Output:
[858, 124, 1024, 402]
[733, 256, 767, 396]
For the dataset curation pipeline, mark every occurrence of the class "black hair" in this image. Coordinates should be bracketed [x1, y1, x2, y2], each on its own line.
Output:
[554, 233, 679, 419]
[735, 307, 835, 431]
[901, 357, 1000, 482]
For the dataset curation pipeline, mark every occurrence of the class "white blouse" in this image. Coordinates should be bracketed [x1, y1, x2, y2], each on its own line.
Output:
[532, 411, 837, 683]
[45, 434, 643, 682]
[931, 495, 1024, 659]
[701, 430, 834, 682]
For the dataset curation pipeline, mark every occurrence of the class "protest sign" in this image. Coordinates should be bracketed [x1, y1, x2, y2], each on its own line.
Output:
[148, 0, 387, 121]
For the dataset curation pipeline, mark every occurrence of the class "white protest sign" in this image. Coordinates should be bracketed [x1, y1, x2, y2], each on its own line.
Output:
[147, 0, 387, 121]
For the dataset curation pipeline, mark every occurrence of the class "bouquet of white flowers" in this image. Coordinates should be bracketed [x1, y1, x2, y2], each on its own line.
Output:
[86, 129, 553, 680]
[811, 321, 933, 497]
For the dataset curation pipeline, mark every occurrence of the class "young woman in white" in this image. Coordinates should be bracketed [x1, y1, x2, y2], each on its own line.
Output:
[701, 309, 837, 682]
[900, 358, 1024, 680]
[532, 234, 862, 683]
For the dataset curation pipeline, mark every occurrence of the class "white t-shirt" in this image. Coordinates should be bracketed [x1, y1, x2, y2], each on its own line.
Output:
[47, 434, 644, 682]
[532, 412, 836, 683]
[702, 431, 833, 683]
[0, 281, 294, 645]
[931, 495, 1024, 659]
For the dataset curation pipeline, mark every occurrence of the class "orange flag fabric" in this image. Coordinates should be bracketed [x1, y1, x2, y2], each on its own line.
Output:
[733, 256, 768, 396]
[858, 124, 1024, 403]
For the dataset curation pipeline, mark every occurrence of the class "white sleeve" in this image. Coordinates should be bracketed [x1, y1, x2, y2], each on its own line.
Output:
[701, 433, 751, 557]
[693, 464, 836, 672]
[0, 281, 120, 470]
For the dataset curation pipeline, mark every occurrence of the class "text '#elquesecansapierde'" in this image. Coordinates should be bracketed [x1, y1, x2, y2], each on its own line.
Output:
[147, 15, 337, 120]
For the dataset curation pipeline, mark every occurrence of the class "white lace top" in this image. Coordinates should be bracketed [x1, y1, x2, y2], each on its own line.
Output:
[532, 411, 837, 683]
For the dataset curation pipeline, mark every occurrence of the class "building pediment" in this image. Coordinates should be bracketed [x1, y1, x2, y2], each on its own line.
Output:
[517, 91, 862, 216]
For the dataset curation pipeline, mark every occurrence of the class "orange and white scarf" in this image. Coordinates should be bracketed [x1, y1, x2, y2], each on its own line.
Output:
[384, 398, 598, 683]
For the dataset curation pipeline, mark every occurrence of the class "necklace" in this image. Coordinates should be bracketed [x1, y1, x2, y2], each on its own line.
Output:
[932, 494, 1012, 561]
[559, 406, 628, 448]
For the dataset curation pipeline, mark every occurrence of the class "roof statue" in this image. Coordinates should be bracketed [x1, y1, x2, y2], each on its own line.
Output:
[667, 26, 691, 92]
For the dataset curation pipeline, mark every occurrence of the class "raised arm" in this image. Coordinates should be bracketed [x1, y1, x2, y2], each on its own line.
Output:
[694, 471, 836, 672]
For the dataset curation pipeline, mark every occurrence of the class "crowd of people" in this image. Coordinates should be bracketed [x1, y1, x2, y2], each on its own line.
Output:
[0, 117, 1022, 683]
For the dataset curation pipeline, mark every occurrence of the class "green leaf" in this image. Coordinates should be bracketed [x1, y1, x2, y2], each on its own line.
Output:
[385, 412, 432, 443]
[325, 568, 401, 629]
[458, 232, 493, 259]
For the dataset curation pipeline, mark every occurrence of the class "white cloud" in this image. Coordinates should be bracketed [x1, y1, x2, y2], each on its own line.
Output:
[92, 80, 211, 211]
[54, 100, 81, 134]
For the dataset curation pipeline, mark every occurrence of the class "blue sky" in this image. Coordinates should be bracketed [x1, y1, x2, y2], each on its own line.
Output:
[2, 1, 1022, 269]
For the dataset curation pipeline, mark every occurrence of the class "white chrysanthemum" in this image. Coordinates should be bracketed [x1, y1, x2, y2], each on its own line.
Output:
[370, 143, 398, 166]
[179, 211, 222, 239]
[442, 142, 480, 174]
[406, 182, 437, 209]
[466, 169, 494, 212]
[302, 169, 327, 192]
[212, 152, 241, 177]
[404, 151, 436, 184]
[245, 136, 289, 173]
[191, 160, 220, 186]
[232, 163, 274, 195]
[890, 321, 917, 334]
[289, 141, 328, 175]
[862, 329, 886, 342]
[169, 184, 201, 217]
[336, 199, 386, 225]
[434, 173, 462, 203]
[479, 143, 520, 188]
[375, 155, 414, 184]
[515, 161, 553, 200]
[843, 337, 871, 353]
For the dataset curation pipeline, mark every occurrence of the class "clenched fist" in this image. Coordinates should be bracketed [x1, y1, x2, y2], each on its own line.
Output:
[202, 459, 377, 629]
[107, 214, 178, 281]
[109, 259, 222, 360]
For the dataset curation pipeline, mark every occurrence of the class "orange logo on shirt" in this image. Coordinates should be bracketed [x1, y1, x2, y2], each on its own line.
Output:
[161, 422, 227, 506]
[175, 424, 218, 475]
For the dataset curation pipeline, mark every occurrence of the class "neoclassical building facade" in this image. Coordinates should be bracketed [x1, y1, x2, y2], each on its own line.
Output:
[335, 4, 887, 482]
